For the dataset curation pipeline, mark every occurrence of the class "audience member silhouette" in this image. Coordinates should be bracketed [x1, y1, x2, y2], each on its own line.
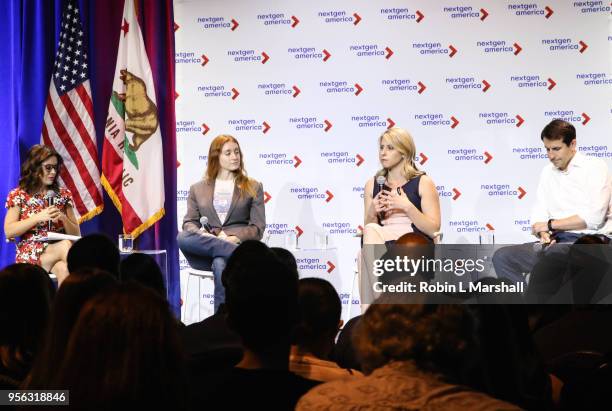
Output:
[332, 315, 362, 372]
[270, 246, 299, 276]
[298, 302, 521, 410]
[291, 278, 362, 381]
[466, 305, 553, 410]
[67, 234, 120, 279]
[24, 269, 117, 389]
[119, 252, 166, 297]
[0, 263, 53, 388]
[51, 283, 187, 410]
[200, 241, 318, 410]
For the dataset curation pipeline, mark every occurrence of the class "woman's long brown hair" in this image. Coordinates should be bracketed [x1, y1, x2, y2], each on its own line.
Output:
[205, 135, 257, 198]
[19, 145, 64, 194]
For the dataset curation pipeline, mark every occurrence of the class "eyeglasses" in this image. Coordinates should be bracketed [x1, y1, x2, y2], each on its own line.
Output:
[42, 164, 59, 173]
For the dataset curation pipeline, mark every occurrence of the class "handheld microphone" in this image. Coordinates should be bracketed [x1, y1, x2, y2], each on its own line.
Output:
[375, 176, 386, 222]
[45, 190, 56, 231]
[376, 175, 386, 191]
[199, 216, 214, 234]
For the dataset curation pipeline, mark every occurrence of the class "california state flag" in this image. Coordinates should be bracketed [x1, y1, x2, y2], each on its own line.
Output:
[101, 0, 164, 238]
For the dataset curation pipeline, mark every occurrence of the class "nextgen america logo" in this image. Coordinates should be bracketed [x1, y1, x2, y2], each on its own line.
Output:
[380, 7, 420, 21]
[259, 153, 297, 166]
[512, 146, 547, 160]
[476, 40, 521, 55]
[448, 220, 487, 233]
[573, 1, 610, 13]
[196, 16, 235, 30]
[175, 51, 202, 64]
[176, 120, 202, 133]
[322, 222, 358, 235]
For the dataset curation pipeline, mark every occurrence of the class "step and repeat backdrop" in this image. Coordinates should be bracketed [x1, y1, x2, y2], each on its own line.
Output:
[174, 0, 612, 323]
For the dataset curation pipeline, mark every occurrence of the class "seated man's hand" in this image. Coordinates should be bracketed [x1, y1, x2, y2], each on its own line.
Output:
[538, 231, 556, 245]
[532, 222, 549, 236]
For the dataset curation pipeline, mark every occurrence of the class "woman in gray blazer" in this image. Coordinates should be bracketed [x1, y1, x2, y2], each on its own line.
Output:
[177, 135, 265, 312]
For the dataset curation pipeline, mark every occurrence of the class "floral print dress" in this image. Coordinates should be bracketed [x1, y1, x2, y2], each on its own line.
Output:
[5, 187, 74, 264]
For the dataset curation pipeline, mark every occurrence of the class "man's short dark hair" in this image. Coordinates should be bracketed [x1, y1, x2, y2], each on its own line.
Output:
[293, 278, 341, 348]
[541, 119, 576, 146]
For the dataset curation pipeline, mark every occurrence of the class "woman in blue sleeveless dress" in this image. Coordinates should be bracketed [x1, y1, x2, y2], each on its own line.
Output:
[363, 127, 441, 244]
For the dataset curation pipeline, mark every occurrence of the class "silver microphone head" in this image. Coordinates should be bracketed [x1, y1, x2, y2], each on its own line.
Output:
[376, 176, 386, 187]
[45, 190, 56, 205]
[199, 216, 209, 226]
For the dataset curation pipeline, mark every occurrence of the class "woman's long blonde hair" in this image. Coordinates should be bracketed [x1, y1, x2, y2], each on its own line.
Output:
[205, 134, 258, 198]
[376, 127, 424, 180]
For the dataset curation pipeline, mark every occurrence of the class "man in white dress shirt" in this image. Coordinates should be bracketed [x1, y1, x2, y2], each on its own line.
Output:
[493, 119, 611, 284]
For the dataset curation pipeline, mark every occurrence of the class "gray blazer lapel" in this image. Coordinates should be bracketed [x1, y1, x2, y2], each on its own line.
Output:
[224, 183, 240, 223]
[203, 179, 223, 227]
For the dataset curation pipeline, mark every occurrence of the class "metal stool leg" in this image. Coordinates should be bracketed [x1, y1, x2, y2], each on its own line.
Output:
[182, 269, 192, 322]
[348, 268, 358, 320]
[197, 275, 202, 322]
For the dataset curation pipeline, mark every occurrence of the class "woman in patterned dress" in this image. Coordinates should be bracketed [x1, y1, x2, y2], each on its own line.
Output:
[4, 145, 80, 283]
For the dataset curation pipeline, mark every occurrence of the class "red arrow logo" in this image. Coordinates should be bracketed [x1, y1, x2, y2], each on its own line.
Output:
[325, 190, 334, 202]
[173, 22, 180, 32]
[450, 116, 459, 129]
[417, 81, 426, 94]
[261, 51, 270, 64]
[579, 40, 588, 53]
[201, 123, 210, 135]
[292, 85, 301, 98]
[327, 261, 336, 273]
[353, 13, 362, 25]
[175, 91, 179, 100]
[448, 44, 458, 58]
[264, 191, 272, 203]
[582, 113, 590, 125]
[322, 49, 331, 62]
[416, 10, 424, 23]
[480, 8, 489, 21]
[231, 87, 240, 100]
[452, 188, 461, 201]
[387, 118, 395, 129]
[419, 152, 428, 165]
[293, 155, 302, 168]
[177, 160, 181, 168]
[262, 121, 271, 134]
[201, 54, 209, 66]
[295, 226, 303, 238]
[547, 78, 556, 90]
[516, 114, 524, 127]
[354, 83, 363, 96]
[324, 120, 333, 132]
[544, 6, 554, 18]
[513, 42, 522, 55]
[291, 15, 300, 28]
[518, 186, 527, 199]
[484, 151, 493, 164]
[482, 80, 491, 92]
[231, 18, 239, 31]
[356, 154, 364, 166]
[385, 47, 394, 59]
[485, 223, 495, 231]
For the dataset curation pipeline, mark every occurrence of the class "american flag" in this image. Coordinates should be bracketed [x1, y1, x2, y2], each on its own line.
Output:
[41, 0, 103, 222]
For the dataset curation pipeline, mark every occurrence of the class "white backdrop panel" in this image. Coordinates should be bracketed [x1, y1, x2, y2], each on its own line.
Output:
[174, 0, 612, 323]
